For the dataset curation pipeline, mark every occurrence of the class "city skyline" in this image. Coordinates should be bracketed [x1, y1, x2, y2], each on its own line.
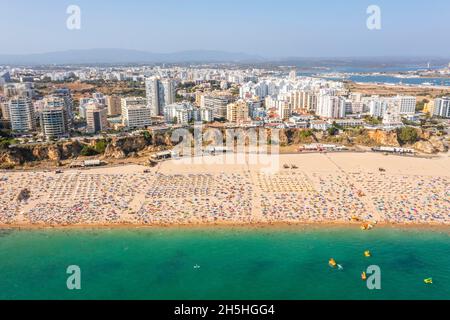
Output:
[1, 0, 450, 57]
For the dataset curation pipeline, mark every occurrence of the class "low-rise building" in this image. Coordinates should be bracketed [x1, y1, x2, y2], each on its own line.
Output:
[309, 120, 331, 131]
[329, 119, 364, 128]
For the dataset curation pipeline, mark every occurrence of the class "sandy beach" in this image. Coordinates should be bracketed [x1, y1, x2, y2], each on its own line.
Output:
[1, 152, 449, 228]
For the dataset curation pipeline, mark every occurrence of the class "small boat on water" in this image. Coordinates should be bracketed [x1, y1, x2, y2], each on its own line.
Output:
[424, 278, 433, 284]
[361, 272, 367, 281]
[364, 250, 372, 257]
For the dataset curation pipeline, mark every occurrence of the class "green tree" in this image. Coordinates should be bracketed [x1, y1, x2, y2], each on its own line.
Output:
[80, 145, 99, 157]
[142, 131, 152, 144]
[327, 126, 339, 136]
[397, 127, 419, 145]
[299, 129, 313, 139]
[416, 98, 429, 112]
[0, 139, 11, 150]
[94, 140, 107, 154]
[364, 116, 382, 125]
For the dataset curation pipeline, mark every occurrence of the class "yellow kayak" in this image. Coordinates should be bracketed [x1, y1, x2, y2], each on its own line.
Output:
[361, 272, 367, 281]
[364, 250, 372, 257]
[424, 278, 433, 284]
[329, 258, 337, 268]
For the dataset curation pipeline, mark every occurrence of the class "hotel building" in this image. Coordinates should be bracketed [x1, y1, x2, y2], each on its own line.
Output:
[8, 97, 35, 132]
[121, 97, 152, 128]
[40, 106, 68, 139]
[226, 100, 250, 123]
[433, 97, 450, 118]
[106, 95, 122, 116]
[86, 102, 108, 133]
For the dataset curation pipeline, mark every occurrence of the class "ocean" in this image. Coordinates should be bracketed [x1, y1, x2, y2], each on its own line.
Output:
[297, 65, 450, 86]
[0, 227, 449, 300]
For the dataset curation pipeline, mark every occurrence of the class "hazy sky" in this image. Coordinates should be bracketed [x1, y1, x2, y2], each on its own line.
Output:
[1, 0, 449, 57]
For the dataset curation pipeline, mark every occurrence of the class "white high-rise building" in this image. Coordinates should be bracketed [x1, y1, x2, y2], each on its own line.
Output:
[164, 102, 195, 125]
[121, 97, 151, 128]
[369, 100, 388, 118]
[433, 97, 450, 118]
[365, 95, 391, 118]
[145, 77, 161, 116]
[316, 95, 345, 119]
[52, 88, 74, 124]
[145, 77, 176, 116]
[396, 95, 416, 115]
[40, 107, 68, 139]
[162, 79, 176, 106]
[8, 97, 35, 132]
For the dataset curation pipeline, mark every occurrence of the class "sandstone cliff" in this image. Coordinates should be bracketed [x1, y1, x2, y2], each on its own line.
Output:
[0, 128, 448, 167]
[366, 130, 400, 147]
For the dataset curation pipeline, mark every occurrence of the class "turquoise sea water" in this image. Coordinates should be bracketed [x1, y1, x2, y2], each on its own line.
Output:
[0, 227, 449, 300]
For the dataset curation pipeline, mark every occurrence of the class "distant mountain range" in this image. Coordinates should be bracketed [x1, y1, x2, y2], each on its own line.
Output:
[0, 49, 265, 65]
[0, 49, 448, 68]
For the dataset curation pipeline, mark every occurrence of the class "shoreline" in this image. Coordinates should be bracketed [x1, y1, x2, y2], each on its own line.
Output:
[2, 221, 449, 232]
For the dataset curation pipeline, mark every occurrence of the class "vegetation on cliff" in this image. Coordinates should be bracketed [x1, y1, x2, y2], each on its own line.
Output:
[0, 127, 447, 168]
[397, 127, 420, 145]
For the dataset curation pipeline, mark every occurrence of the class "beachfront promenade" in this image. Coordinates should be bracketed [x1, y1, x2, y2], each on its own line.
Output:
[0, 153, 449, 227]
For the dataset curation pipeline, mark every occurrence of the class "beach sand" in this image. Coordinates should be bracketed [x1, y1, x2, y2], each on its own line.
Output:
[1, 152, 449, 228]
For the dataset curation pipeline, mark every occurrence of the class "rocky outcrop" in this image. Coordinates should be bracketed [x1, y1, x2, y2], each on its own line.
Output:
[61, 141, 83, 158]
[414, 136, 448, 154]
[428, 136, 447, 153]
[47, 145, 61, 161]
[413, 141, 436, 154]
[0, 140, 84, 165]
[103, 136, 149, 159]
[367, 129, 400, 147]
[1, 128, 447, 167]
[0, 151, 23, 166]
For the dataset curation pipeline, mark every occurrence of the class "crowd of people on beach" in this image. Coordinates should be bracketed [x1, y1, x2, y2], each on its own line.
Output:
[258, 172, 370, 222]
[0, 167, 448, 226]
[350, 173, 450, 224]
[136, 173, 254, 224]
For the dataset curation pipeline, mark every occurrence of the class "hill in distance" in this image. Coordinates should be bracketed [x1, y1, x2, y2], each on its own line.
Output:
[0, 49, 265, 65]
